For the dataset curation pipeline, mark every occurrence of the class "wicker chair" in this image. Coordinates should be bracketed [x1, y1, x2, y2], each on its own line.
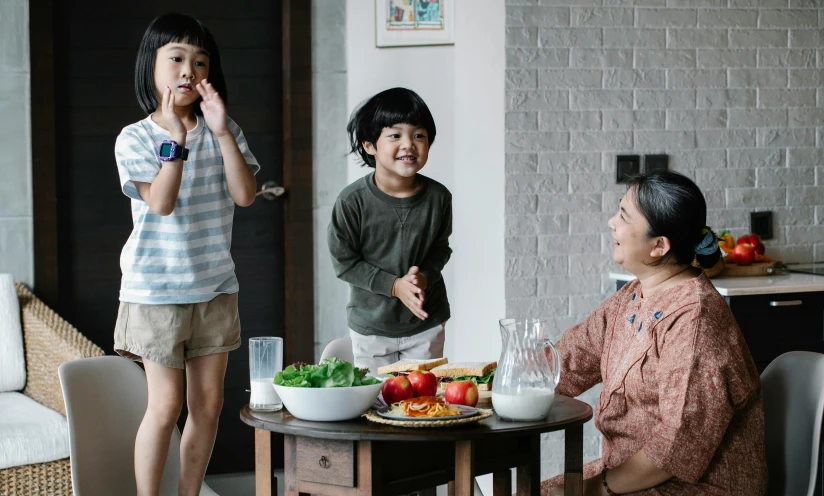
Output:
[0, 282, 105, 496]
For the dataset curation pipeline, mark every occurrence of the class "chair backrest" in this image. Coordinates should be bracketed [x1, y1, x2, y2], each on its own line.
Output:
[320, 336, 354, 364]
[58, 356, 182, 495]
[761, 351, 824, 496]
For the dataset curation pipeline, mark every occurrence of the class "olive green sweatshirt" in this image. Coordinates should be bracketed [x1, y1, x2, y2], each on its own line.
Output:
[327, 172, 452, 337]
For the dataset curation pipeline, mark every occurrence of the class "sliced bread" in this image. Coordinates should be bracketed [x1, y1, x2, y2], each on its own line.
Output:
[430, 361, 497, 378]
[376, 357, 448, 375]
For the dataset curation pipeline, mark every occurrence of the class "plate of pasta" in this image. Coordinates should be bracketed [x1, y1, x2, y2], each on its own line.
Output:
[377, 396, 479, 421]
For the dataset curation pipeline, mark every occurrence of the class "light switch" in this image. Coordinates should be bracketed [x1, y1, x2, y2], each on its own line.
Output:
[751, 211, 773, 240]
[616, 155, 640, 183]
[644, 154, 668, 173]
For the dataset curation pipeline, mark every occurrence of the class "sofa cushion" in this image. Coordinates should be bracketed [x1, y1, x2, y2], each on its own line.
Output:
[0, 392, 69, 469]
[0, 274, 25, 392]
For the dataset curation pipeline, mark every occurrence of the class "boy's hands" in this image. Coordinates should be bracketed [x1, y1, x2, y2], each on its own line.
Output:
[158, 86, 186, 143]
[391, 267, 429, 320]
[405, 266, 428, 290]
[196, 79, 229, 137]
[392, 277, 428, 321]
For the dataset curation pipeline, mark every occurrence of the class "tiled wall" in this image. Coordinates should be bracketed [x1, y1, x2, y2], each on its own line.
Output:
[0, 0, 33, 286]
[505, 0, 823, 479]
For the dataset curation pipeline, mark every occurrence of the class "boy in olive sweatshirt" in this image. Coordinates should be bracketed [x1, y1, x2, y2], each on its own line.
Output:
[328, 87, 452, 374]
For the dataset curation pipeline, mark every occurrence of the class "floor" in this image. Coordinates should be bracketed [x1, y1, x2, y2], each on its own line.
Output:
[204, 472, 490, 495]
[205, 471, 282, 496]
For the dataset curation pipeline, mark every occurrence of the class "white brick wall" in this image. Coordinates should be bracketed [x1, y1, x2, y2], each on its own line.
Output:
[506, 0, 823, 480]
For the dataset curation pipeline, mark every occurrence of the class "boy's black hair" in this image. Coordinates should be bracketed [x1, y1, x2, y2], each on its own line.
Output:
[134, 13, 227, 115]
[347, 87, 437, 167]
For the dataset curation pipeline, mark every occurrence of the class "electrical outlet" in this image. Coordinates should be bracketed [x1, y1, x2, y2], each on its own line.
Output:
[616, 155, 640, 183]
[751, 211, 773, 239]
[644, 154, 668, 173]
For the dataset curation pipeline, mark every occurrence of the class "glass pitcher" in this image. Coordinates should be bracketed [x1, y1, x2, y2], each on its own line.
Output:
[492, 318, 561, 421]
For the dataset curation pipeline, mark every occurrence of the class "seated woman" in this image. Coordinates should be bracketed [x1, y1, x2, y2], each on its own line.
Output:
[543, 170, 767, 496]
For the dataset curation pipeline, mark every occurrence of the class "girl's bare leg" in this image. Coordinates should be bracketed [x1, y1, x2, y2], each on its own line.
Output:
[136, 359, 184, 496]
[178, 352, 228, 496]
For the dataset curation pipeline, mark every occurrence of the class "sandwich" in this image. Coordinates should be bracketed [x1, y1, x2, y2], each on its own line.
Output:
[431, 361, 497, 392]
[376, 357, 448, 376]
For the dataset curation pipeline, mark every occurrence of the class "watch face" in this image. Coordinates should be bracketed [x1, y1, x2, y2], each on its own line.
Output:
[160, 142, 173, 157]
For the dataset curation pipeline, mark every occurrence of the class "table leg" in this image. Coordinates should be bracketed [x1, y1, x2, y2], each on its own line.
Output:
[454, 440, 475, 496]
[448, 481, 455, 496]
[493, 470, 511, 496]
[355, 440, 375, 496]
[516, 436, 540, 496]
[284, 434, 308, 496]
[255, 429, 272, 496]
[564, 425, 584, 496]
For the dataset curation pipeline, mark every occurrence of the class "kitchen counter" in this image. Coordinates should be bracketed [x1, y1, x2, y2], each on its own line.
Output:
[608, 271, 824, 296]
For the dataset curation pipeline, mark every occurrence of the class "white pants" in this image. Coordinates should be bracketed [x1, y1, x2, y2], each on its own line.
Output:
[349, 322, 446, 376]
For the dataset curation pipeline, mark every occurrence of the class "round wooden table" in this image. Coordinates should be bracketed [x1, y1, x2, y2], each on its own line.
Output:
[240, 395, 592, 496]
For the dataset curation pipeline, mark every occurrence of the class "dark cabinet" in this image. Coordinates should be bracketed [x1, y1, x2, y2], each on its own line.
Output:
[725, 291, 824, 373]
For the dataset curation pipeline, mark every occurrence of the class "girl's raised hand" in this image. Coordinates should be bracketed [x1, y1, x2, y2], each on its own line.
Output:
[196, 79, 228, 137]
[159, 86, 186, 139]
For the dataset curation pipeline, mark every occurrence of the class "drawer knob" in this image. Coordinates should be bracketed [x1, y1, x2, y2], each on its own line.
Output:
[319, 456, 331, 469]
[769, 300, 803, 307]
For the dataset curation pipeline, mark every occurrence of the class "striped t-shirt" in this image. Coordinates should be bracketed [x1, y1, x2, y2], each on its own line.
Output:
[114, 114, 260, 304]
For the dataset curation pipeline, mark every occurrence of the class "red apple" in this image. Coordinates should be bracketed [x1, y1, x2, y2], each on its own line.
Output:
[737, 233, 765, 255]
[381, 376, 415, 404]
[407, 370, 438, 397]
[732, 243, 755, 266]
[444, 381, 479, 407]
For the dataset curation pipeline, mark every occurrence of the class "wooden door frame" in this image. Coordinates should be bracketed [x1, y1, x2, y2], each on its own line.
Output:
[29, 0, 315, 364]
[281, 0, 315, 365]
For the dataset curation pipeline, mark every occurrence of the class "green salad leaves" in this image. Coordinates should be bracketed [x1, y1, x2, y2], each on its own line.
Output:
[452, 369, 495, 385]
[274, 357, 381, 388]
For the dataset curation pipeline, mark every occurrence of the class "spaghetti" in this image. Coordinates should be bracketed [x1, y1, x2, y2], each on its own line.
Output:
[387, 396, 462, 418]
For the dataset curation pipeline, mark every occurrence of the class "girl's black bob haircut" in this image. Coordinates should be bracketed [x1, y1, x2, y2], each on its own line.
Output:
[134, 13, 226, 115]
[347, 87, 436, 168]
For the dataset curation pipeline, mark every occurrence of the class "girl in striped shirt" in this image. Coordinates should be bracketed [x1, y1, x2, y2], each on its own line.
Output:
[113, 13, 259, 495]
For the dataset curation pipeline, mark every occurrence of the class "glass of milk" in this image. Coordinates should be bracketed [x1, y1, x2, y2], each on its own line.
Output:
[249, 337, 283, 412]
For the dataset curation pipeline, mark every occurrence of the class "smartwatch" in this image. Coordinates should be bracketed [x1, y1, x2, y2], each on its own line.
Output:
[158, 139, 189, 162]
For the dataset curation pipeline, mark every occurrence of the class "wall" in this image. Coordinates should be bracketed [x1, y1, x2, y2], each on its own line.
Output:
[0, 0, 33, 286]
[505, 0, 824, 478]
[343, 0, 507, 366]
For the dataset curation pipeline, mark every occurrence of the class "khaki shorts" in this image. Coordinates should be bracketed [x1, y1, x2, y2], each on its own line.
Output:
[349, 322, 446, 375]
[114, 292, 241, 370]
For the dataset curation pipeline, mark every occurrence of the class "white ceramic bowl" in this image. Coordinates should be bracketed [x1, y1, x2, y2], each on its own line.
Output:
[273, 382, 383, 421]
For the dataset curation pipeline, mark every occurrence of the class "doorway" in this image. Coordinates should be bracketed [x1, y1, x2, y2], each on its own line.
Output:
[30, 0, 314, 475]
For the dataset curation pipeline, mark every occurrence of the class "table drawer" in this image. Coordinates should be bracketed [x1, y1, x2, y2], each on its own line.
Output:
[296, 437, 355, 487]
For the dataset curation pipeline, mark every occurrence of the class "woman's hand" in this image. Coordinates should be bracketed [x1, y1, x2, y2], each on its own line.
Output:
[197, 78, 229, 137]
[585, 475, 609, 496]
[158, 86, 186, 141]
[547, 476, 607, 496]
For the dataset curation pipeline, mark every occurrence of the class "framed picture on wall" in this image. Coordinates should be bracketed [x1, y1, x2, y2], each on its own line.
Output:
[376, 0, 454, 47]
